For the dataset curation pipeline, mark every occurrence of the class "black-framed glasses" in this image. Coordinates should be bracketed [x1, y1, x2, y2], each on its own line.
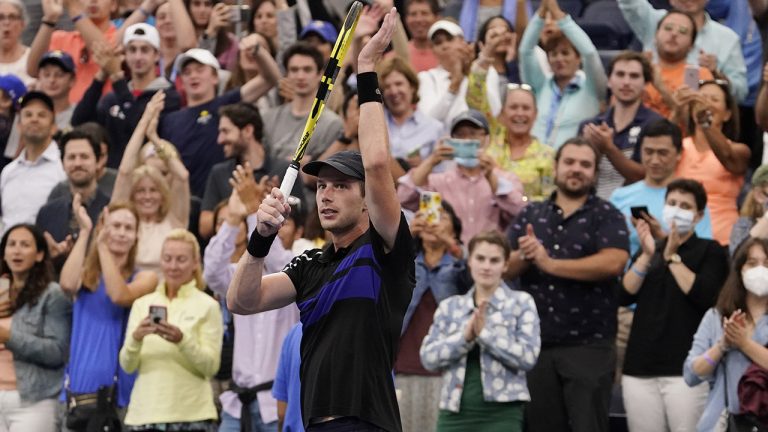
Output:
[506, 83, 534, 94]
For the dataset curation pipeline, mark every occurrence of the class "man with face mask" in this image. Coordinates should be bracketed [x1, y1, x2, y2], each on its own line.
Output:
[506, 137, 630, 432]
[620, 178, 728, 432]
[396, 109, 525, 245]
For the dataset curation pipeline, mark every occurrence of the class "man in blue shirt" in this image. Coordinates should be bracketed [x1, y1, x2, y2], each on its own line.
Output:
[610, 119, 713, 257]
[580, 51, 664, 199]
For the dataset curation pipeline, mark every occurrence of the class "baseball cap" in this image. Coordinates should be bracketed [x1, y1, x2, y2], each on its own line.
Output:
[303, 150, 365, 180]
[450, 110, 489, 134]
[38, 50, 76, 74]
[174, 48, 221, 73]
[0, 74, 27, 110]
[299, 20, 338, 43]
[19, 91, 54, 112]
[428, 20, 464, 40]
[123, 23, 160, 50]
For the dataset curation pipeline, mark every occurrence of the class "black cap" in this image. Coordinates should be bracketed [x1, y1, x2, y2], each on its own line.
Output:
[19, 91, 54, 112]
[302, 150, 365, 180]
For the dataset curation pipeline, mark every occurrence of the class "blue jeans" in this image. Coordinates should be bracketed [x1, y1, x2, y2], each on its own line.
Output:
[218, 403, 277, 432]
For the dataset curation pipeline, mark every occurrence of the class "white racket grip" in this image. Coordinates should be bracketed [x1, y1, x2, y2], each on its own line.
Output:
[280, 164, 299, 199]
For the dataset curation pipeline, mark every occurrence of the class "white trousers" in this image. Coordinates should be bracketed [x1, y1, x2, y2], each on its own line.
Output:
[622, 375, 708, 432]
[0, 390, 57, 432]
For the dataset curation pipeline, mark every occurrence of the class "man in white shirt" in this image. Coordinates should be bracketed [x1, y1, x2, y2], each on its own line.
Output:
[0, 91, 64, 232]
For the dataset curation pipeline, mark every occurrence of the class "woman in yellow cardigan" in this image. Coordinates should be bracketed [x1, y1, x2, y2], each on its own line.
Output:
[119, 229, 223, 431]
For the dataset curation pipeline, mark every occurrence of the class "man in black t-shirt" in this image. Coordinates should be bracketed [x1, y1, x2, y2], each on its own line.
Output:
[227, 10, 413, 432]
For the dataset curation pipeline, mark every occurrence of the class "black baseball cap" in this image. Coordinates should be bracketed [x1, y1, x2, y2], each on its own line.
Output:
[303, 150, 365, 180]
[19, 91, 54, 112]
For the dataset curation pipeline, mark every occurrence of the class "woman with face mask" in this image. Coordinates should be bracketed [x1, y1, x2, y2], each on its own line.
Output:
[621, 179, 730, 432]
[730, 165, 768, 256]
[684, 236, 768, 431]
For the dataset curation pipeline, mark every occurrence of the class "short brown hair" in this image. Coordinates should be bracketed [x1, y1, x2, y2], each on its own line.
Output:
[376, 57, 420, 105]
[554, 136, 600, 167]
[608, 51, 653, 83]
[542, 33, 577, 56]
[468, 230, 511, 259]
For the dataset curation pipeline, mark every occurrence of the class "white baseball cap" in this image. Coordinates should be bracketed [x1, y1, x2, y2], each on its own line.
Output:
[174, 48, 221, 73]
[428, 20, 464, 40]
[123, 23, 160, 50]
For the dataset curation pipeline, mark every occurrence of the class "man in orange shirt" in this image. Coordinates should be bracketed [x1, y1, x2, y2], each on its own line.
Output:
[27, 0, 117, 104]
[644, 10, 712, 118]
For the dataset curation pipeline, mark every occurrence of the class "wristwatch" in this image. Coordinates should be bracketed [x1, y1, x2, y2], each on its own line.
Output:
[666, 253, 682, 265]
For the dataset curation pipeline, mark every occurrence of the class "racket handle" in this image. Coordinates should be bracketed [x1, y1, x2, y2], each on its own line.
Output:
[280, 163, 300, 199]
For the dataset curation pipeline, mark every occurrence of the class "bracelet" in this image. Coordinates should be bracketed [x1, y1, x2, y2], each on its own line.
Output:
[631, 266, 647, 278]
[356, 72, 382, 105]
[338, 134, 353, 145]
[42, 20, 57, 28]
[247, 230, 277, 258]
[71, 13, 84, 23]
[702, 352, 718, 367]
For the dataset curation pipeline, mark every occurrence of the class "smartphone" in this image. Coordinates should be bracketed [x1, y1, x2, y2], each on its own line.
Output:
[229, 5, 250, 23]
[630, 206, 649, 219]
[149, 305, 167, 324]
[445, 138, 481, 160]
[684, 65, 699, 91]
[419, 191, 442, 225]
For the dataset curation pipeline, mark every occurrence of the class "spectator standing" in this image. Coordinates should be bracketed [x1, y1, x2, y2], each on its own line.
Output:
[458, 0, 530, 42]
[610, 119, 713, 257]
[0, 91, 64, 232]
[159, 46, 280, 197]
[618, 0, 748, 104]
[675, 79, 750, 246]
[120, 229, 223, 431]
[112, 92, 189, 274]
[683, 237, 768, 432]
[477, 15, 520, 93]
[0, 224, 71, 432]
[579, 51, 664, 199]
[272, 322, 303, 432]
[28, 0, 117, 104]
[36, 129, 110, 252]
[188, 0, 239, 71]
[249, 0, 279, 49]
[730, 165, 768, 255]
[621, 179, 728, 432]
[58, 202, 157, 429]
[0, 73, 25, 171]
[226, 32, 279, 114]
[0, 0, 33, 86]
[155, 0, 197, 80]
[518, 0, 606, 149]
[467, 56, 555, 202]
[506, 137, 630, 432]
[72, 23, 182, 169]
[35, 50, 76, 131]
[420, 230, 540, 432]
[379, 57, 443, 165]
[398, 110, 525, 245]
[418, 19, 502, 128]
[404, 0, 440, 73]
[395, 202, 465, 432]
[204, 185, 298, 432]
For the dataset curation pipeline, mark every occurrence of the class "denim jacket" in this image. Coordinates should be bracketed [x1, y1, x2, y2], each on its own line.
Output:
[6, 282, 71, 402]
[420, 284, 540, 412]
[401, 252, 465, 334]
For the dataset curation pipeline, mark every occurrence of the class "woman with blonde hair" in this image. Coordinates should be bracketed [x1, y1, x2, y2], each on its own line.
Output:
[112, 91, 190, 273]
[120, 229, 222, 431]
[59, 198, 157, 429]
[730, 165, 768, 255]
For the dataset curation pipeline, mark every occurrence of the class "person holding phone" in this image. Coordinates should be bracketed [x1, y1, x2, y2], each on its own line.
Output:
[186, 0, 239, 71]
[0, 224, 71, 432]
[120, 229, 222, 431]
[621, 179, 728, 432]
[397, 109, 525, 245]
[59, 200, 157, 430]
[420, 230, 540, 432]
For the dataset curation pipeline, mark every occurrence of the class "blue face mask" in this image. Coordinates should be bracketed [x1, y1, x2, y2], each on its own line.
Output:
[455, 157, 479, 168]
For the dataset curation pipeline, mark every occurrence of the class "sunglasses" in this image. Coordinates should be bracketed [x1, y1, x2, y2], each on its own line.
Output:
[698, 79, 730, 89]
[506, 83, 534, 94]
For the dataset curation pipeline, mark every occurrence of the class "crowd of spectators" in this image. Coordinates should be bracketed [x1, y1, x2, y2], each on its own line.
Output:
[2, 0, 768, 431]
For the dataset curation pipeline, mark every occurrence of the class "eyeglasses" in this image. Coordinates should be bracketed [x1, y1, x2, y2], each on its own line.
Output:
[699, 79, 730, 89]
[506, 83, 534, 94]
[0, 14, 21, 23]
[661, 23, 691, 36]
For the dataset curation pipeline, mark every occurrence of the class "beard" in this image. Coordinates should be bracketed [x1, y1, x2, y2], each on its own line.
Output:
[555, 174, 593, 198]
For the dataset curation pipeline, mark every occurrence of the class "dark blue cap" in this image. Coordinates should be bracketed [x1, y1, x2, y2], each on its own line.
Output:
[299, 20, 338, 43]
[39, 50, 76, 74]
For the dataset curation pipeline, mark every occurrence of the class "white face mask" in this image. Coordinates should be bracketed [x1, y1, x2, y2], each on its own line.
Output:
[662, 205, 696, 234]
[743, 265, 768, 297]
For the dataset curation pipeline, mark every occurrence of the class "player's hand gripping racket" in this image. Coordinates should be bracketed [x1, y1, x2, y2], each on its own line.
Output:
[278, 1, 363, 198]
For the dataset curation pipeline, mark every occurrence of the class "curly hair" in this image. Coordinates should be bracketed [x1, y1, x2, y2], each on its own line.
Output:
[0, 224, 54, 311]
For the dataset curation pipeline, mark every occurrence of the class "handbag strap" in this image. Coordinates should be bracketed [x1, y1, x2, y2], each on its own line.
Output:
[723, 350, 729, 410]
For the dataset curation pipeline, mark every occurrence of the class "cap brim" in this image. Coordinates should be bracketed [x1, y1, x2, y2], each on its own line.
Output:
[302, 160, 364, 179]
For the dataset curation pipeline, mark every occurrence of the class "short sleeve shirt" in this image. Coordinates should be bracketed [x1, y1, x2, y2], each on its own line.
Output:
[282, 214, 415, 432]
[506, 193, 629, 345]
